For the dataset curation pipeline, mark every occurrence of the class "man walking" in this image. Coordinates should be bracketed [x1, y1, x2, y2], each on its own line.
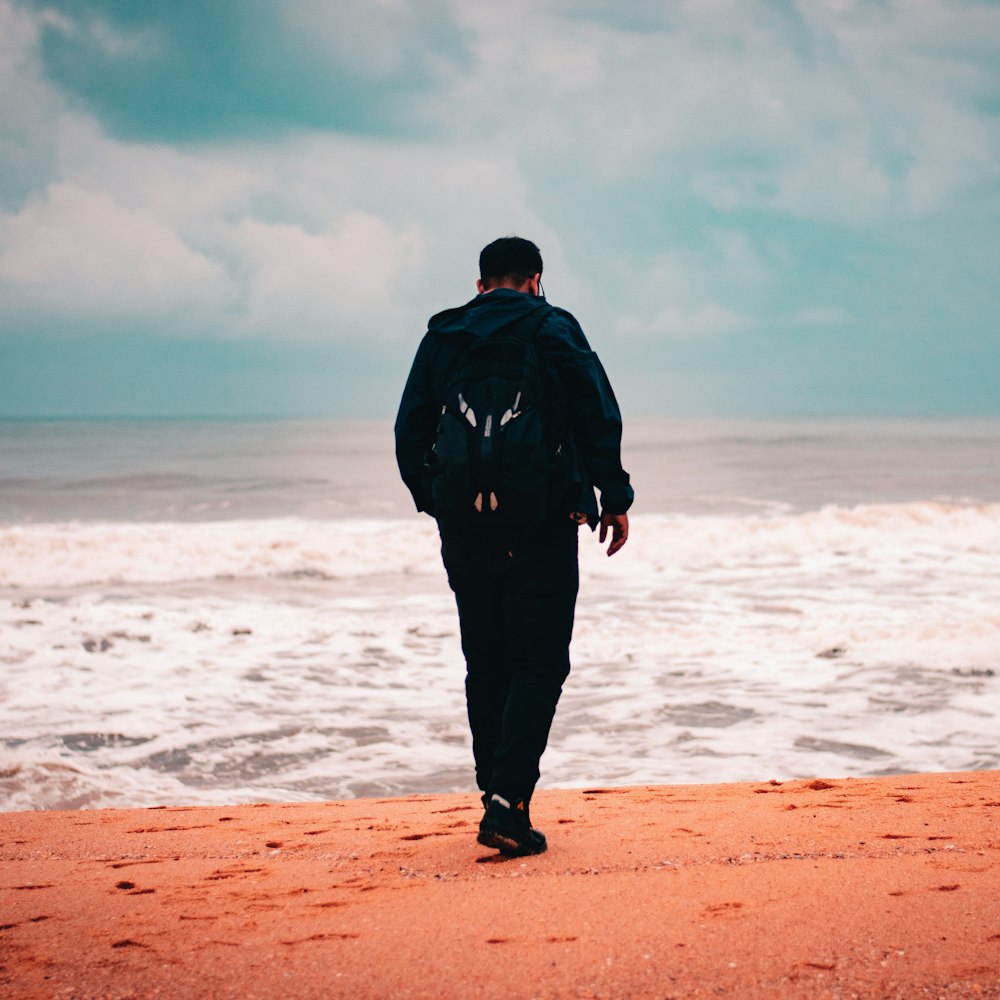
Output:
[394, 236, 633, 856]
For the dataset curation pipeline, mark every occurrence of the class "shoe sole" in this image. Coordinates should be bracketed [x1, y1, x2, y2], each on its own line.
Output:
[477, 828, 547, 857]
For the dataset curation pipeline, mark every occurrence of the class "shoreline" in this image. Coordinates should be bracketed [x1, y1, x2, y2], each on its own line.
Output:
[2, 770, 999, 998]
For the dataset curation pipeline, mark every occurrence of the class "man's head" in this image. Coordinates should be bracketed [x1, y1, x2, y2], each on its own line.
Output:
[477, 236, 543, 296]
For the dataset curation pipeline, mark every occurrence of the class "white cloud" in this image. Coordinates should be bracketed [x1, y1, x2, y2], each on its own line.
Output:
[0, 0, 64, 208]
[903, 98, 998, 216]
[204, 136, 573, 340]
[441, 0, 1000, 224]
[39, 6, 159, 59]
[50, 118, 263, 228]
[0, 182, 229, 328]
[605, 231, 770, 340]
[228, 211, 425, 339]
[280, 0, 464, 83]
[0, 108, 568, 341]
[1, 0, 997, 369]
[617, 302, 754, 339]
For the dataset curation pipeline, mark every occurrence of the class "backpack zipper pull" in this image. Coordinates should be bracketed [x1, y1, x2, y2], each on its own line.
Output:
[458, 393, 477, 427]
[499, 391, 522, 427]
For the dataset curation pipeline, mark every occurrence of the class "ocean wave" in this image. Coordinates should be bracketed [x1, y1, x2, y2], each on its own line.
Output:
[3, 501, 999, 810]
[2, 502, 999, 590]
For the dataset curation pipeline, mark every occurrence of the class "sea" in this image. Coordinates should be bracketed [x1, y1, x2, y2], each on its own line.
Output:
[1, 417, 998, 812]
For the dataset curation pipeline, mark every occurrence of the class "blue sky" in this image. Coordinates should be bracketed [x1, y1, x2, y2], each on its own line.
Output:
[1, 0, 998, 417]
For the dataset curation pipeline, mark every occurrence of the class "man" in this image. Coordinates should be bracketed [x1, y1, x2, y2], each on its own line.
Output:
[395, 236, 633, 856]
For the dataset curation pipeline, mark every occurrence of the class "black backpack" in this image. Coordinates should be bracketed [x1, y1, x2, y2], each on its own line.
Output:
[423, 305, 573, 523]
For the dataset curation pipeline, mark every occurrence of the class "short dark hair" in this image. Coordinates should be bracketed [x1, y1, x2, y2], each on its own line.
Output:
[479, 236, 543, 287]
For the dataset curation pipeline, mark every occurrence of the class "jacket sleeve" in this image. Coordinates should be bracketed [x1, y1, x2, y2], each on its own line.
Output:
[540, 311, 634, 515]
[394, 334, 438, 515]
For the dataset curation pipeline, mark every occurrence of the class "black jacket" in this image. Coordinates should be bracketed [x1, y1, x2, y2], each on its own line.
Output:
[394, 288, 633, 524]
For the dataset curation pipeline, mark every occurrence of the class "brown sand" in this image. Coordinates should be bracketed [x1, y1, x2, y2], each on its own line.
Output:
[2, 770, 998, 999]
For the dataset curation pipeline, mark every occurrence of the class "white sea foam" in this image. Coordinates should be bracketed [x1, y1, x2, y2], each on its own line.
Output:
[2, 504, 998, 811]
[3, 501, 999, 588]
[0, 518, 443, 589]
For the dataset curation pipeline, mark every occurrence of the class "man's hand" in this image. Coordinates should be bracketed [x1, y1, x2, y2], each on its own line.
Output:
[599, 512, 629, 556]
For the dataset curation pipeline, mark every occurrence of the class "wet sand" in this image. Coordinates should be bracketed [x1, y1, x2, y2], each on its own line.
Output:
[2, 770, 999, 998]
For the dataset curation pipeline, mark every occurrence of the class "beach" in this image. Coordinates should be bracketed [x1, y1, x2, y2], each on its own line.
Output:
[3, 770, 999, 998]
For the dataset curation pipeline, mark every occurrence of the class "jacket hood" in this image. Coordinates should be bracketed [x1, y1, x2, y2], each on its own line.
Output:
[427, 288, 547, 339]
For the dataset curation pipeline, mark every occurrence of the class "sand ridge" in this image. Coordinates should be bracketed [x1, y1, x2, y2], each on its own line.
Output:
[2, 770, 999, 998]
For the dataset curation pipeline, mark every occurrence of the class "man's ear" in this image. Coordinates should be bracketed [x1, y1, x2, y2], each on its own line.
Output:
[476, 278, 486, 293]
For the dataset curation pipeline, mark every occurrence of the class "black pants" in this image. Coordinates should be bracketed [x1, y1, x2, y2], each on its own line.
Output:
[438, 516, 579, 805]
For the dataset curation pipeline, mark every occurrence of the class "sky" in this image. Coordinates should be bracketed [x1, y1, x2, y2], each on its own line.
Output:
[0, 0, 998, 419]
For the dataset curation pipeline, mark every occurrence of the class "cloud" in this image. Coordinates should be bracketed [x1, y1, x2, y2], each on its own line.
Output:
[605, 230, 771, 341]
[228, 211, 425, 340]
[0, 181, 228, 329]
[24, 0, 472, 141]
[1, 0, 998, 416]
[0, 109, 564, 342]
[0, 1, 65, 208]
[0, 154, 435, 341]
[617, 302, 754, 339]
[443, 0, 1000, 225]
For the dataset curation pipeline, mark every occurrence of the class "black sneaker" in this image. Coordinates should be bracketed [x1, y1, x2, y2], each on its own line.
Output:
[477, 794, 547, 857]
